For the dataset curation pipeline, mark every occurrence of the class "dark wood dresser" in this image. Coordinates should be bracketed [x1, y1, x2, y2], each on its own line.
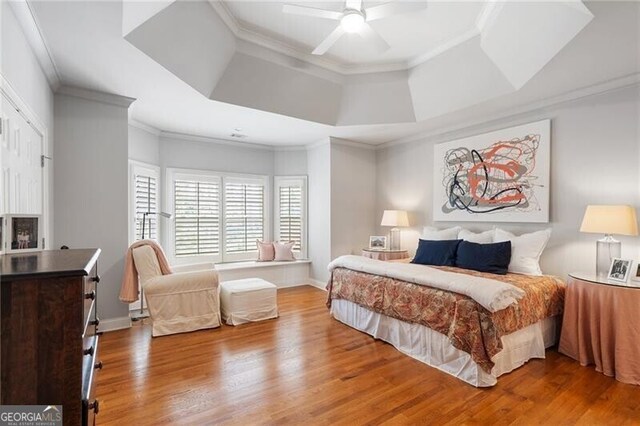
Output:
[1, 249, 102, 426]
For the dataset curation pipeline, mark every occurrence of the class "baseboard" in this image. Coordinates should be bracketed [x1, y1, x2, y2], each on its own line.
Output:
[308, 279, 327, 291]
[99, 316, 132, 332]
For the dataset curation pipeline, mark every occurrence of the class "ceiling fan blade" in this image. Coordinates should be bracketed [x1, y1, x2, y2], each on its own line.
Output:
[359, 23, 390, 53]
[365, 1, 428, 22]
[282, 4, 343, 20]
[345, 0, 363, 11]
[312, 25, 345, 55]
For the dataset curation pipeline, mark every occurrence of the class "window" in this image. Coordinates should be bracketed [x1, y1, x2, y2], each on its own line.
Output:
[174, 178, 221, 257]
[167, 169, 268, 263]
[224, 178, 265, 260]
[129, 161, 160, 242]
[274, 176, 307, 258]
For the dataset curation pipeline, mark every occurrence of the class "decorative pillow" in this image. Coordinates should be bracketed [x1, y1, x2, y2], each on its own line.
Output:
[256, 240, 275, 261]
[458, 228, 494, 244]
[455, 240, 511, 275]
[493, 228, 552, 276]
[411, 239, 462, 267]
[274, 241, 296, 261]
[421, 226, 461, 241]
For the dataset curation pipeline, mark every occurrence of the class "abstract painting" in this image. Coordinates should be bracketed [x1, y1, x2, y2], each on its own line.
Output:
[433, 120, 550, 223]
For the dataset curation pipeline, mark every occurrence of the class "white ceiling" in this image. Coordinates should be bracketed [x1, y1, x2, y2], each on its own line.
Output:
[26, 1, 640, 147]
[223, 1, 483, 67]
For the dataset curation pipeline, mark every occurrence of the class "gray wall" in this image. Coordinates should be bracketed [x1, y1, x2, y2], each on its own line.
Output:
[129, 125, 160, 165]
[376, 85, 640, 278]
[307, 141, 332, 282]
[54, 92, 131, 322]
[330, 142, 377, 258]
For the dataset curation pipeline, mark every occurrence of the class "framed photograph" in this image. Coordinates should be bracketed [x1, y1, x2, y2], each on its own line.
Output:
[0, 216, 4, 255]
[631, 262, 640, 283]
[8, 214, 43, 253]
[369, 236, 387, 250]
[607, 258, 632, 282]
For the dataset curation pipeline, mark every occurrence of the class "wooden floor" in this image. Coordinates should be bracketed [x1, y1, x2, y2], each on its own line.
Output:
[97, 286, 639, 426]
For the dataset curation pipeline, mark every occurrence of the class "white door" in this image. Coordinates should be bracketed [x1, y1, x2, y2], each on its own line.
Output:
[1, 92, 45, 245]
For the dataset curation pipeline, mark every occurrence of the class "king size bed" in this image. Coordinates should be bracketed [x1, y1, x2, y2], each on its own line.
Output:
[326, 255, 565, 387]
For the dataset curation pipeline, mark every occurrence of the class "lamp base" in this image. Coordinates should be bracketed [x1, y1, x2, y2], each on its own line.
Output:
[596, 235, 621, 278]
[130, 310, 150, 321]
[389, 228, 401, 251]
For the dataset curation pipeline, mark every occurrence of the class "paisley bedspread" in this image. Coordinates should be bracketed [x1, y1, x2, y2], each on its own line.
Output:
[326, 266, 565, 373]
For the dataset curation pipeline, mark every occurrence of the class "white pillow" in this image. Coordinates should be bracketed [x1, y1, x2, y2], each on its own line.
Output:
[458, 229, 494, 244]
[493, 228, 552, 276]
[421, 226, 461, 241]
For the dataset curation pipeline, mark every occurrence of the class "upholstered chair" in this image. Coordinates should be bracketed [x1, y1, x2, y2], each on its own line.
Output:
[131, 245, 221, 336]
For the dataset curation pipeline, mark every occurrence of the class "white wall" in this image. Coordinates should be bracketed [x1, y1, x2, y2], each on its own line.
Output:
[54, 90, 132, 323]
[274, 149, 307, 176]
[330, 141, 377, 258]
[376, 85, 640, 279]
[307, 141, 332, 282]
[129, 124, 160, 165]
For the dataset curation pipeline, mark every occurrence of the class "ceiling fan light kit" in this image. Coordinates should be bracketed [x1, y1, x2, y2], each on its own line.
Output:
[341, 11, 365, 33]
[283, 0, 428, 56]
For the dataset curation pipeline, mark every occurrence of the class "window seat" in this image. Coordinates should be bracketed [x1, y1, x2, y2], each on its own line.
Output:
[215, 259, 311, 271]
[215, 259, 311, 288]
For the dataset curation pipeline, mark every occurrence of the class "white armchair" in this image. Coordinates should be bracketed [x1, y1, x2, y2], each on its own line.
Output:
[132, 245, 221, 337]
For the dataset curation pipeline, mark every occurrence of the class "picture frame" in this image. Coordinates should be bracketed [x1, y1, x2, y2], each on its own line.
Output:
[607, 258, 632, 282]
[7, 214, 43, 253]
[0, 216, 4, 255]
[631, 262, 640, 283]
[369, 236, 387, 250]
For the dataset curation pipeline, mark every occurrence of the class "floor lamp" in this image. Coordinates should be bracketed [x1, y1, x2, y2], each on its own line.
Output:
[131, 211, 172, 321]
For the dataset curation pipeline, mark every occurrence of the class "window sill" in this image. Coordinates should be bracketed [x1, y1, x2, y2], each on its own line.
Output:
[215, 259, 311, 271]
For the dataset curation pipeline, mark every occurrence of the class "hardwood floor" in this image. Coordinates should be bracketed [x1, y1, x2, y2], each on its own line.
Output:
[97, 286, 639, 425]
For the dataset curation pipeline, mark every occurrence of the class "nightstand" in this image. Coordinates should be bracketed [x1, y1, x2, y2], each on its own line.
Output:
[558, 272, 640, 385]
[361, 249, 409, 261]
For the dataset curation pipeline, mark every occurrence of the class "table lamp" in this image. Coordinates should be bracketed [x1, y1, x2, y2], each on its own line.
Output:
[580, 205, 638, 277]
[381, 210, 409, 251]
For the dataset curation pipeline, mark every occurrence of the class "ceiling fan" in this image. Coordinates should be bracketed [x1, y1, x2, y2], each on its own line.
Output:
[282, 0, 428, 56]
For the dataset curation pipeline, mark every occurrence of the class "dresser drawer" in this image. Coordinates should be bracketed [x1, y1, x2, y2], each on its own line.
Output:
[82, 335, 101, 426]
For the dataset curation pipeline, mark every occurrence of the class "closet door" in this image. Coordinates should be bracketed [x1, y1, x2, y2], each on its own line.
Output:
[0, 94, 44, 215]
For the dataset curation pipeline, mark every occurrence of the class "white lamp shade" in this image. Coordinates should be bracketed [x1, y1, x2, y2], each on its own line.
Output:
[580, 205, 638, 236]
[381, 210, 409, 227]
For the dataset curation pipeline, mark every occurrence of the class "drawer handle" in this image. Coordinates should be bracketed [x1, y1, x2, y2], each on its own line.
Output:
[84, 346, 94, 356]
[90, 317, 100, 327]
[85, 290, 96, 300]
[91, 275, 101, 283]
[88, 399, 99, 414]
[94, 361, 103, 370]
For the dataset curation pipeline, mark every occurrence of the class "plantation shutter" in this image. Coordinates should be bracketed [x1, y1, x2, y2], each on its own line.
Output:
[275, 176, 307, 256]
[278, 185, 303, 251]
[224, 179, 265, 256]
[174, 179, 221, 257]
[134, 173, 158, 240]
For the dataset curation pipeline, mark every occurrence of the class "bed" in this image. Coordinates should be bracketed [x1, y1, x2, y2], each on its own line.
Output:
[326, 256, 565, 387]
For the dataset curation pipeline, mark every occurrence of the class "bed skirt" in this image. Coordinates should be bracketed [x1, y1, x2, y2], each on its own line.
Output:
[330, 299, 559, 387]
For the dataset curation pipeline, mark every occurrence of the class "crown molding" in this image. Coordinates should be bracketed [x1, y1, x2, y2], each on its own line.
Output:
[129, 119, 161, 137]
[378, 72, 640, 150]
[330, 137, 377, 151]
[159, 130, 279, 152]
[9, 0, 62, 90]
[56, 85, 136, 108]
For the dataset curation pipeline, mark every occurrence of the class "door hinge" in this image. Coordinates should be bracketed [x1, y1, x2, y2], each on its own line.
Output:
[41, 154, 52, 168]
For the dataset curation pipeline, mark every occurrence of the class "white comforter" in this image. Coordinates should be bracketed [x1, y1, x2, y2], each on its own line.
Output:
[328, 255, 525, 313]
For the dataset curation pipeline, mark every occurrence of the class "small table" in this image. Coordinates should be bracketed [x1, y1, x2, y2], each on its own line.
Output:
[361, 249, 409, 261]
[558, 272, 640, 385]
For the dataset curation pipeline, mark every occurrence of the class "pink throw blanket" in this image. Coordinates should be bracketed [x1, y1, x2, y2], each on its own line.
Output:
[119, 239, 173, 303]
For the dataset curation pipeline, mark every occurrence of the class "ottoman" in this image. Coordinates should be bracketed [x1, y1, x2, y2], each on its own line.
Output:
[220, 278, 278, 325]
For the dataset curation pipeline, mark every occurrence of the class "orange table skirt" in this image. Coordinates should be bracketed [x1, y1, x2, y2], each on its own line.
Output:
[559, 277, 640, 385]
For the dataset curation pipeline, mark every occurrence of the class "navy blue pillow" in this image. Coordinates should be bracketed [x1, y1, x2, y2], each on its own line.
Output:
[455, 240, 512, 275]
[411, 239, 462, 266]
